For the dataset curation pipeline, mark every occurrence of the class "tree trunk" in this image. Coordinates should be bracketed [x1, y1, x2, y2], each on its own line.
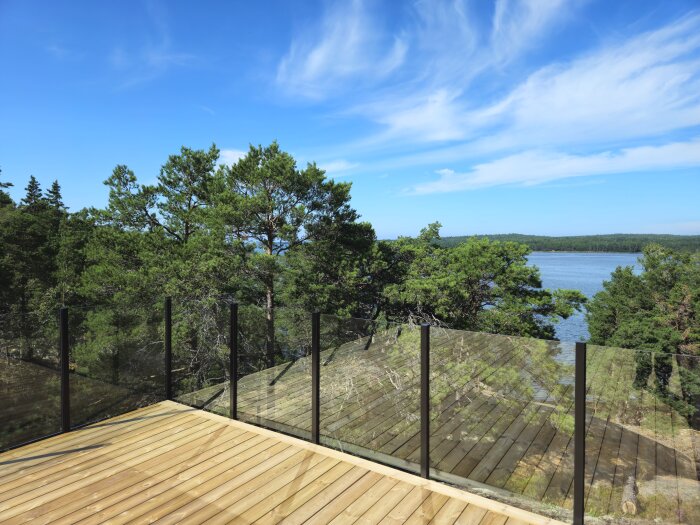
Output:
[621, 474, 638, 515]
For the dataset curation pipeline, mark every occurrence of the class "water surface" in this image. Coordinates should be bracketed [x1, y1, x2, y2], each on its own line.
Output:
[527, 252, 642, 341]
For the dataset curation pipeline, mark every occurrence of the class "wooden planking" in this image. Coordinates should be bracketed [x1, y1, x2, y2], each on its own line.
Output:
[191, 328, 700, 523]
[0, 400, 562, 525]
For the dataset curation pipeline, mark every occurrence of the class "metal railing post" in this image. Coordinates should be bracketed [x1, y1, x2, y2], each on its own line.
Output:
[311, 312, 320, 444]
[230, 303, 238, 420]
[573, 342, 587, 525]
[60, 307, 70, 432]
[421, 323, 430, 479]
[165, 297, 172, 400]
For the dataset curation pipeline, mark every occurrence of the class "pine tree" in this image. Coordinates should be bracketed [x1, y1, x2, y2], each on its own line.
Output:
[21, 175, 43, 207]
[0, 168, 14, 207]
[46, 180, 65, 209]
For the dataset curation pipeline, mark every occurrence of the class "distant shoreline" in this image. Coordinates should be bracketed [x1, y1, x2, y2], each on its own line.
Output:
[435, 233, 700, 253]
[528, 250, 643, 255]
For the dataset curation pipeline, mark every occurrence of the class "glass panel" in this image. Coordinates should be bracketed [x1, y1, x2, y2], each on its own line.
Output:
[319, 315, 421, 474]
[430, 329, 576, 522]
[237, 306, 311, 440]
[69, 301, 165, 427]
[172, 300, 230, 416]
[0, 309, 61, 450]
[585, 346, 700, 524]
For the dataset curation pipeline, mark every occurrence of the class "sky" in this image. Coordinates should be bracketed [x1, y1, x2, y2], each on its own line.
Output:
[1, 0, 699, 238]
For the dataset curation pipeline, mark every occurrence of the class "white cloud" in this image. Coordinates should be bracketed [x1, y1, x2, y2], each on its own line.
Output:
[318, 159, 359, 175]
[277, 3, 700, 197]
[410, 138, 700, 194]
[483, 13, 700, 147]
[276, 0, 406, 99]
[341, 0, 572, 147]
[354, 11, 700, 183]
[491, 0, 569, 64]
[219, 149, 247, 165]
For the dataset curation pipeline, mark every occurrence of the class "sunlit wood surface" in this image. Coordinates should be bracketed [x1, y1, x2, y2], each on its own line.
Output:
[0, 400, 561, 524]
[180, 328, 700, 524]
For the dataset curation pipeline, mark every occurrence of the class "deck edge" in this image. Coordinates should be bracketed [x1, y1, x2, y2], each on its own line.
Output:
[163, 400, 568, 525]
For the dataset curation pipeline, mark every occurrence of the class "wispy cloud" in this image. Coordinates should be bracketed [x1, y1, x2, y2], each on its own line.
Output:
[109, 1, 195, 88]
[276, 0, 406, 99]
[491, 0, 570, 65]
[318, 159, 359, 176]
[46, 44, 72, 60]
[219, 149, 247, 165]
[410, 137, 700, 194]
[339, 0, 573, 146]
[278, 2, 700, 196]
[480, 13, 700, 148]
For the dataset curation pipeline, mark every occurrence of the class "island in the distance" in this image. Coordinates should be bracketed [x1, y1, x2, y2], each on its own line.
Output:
[437, 233, 700, 252]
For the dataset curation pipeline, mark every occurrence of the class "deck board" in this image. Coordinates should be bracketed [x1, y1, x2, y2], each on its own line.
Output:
[0, 401, 561, 525]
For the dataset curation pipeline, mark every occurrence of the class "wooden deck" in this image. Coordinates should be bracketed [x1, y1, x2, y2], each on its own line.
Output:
[179, 327, 700, 524]
[0, 401, 562, 525]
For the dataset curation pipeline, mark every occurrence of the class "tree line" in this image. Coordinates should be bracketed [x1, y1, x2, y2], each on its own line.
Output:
[0, 143, 583, 369]
[438, 233, 700, 252]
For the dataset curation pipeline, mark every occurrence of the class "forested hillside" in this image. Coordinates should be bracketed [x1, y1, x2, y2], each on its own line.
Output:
[1, 143, 698, 447]
[0, 143, 586, 372]
[438, 233, 700, 252]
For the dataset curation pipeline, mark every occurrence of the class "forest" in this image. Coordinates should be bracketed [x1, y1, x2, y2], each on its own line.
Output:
[438, 233, 700, 252]
[0, 142, 585, 352]
[0, 142, 697, 429]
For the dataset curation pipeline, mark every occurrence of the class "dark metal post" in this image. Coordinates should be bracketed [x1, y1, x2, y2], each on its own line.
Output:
[421, 323, 430, 479]
[230, 303, 239, 420]
[165, 297, 172, 400]
[573, 342, 587, 525]
[59, 307, 70, 432]
[311, 312, 320, 444]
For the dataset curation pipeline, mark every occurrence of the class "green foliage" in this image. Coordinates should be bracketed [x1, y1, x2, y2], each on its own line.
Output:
[1, 143, 591, 397]
[0, 168, 13, 207]
[380, 224, 586, 338]
[21, 175, 43, 208]
[46, 180, 64, 209]
[587, 245, 700, 426]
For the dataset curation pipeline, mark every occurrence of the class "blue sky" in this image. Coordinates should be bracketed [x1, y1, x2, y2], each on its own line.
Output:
[1, 0, 699, 238]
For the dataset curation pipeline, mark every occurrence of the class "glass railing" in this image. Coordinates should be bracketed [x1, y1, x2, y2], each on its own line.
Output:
[68, 301, 165, 427]
[175, 307, 699, 525]
[3, 298, 698, 525]
[0, 309, 61, 450]
[172, 300, 229, 412]
[237, 305, 312, 440]
[584, 346, 699, 524]
[429, 329, 576, 522]
[318, 315, 421, 473]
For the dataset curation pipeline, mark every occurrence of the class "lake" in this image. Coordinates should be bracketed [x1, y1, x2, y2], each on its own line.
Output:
[527, 252, 642, 342]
